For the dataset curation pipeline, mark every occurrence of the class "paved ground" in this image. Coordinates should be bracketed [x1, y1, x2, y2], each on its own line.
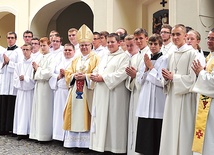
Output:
[0, 135, 97, 155]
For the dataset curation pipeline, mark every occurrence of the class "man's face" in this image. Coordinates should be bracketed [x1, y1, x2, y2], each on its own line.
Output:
[171, 27, 186, 48]
[31, 40, 40, 53]
[23, 33, 33, 44]
[64, 45, 75, 59]
[207, 31, 214, 52]
[68, 31, 77, 44]
[79, 42, 92, 55]
[40, 41, 50, 54]
[92, 34, 101, 49]
[186, 32, 200, 50]
[125, 39, 138, 55]
[107, 37, 120, 53]
[160, 28, 171, 42]
[49, 32, 58, 42]
[100, 35, 107, 47]
[22, 45, 32, 59]
[148, 40, 162, 55]
[134, 33, 148, 50]
[7, 34, 16, 47]
[52, 36, 61, 50]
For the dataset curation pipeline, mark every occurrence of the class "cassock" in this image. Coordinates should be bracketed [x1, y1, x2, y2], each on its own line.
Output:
[63, 52, 99, 148]
[13, 57, 35, 135]
[159, 44, 197, 155]
[0, 45, 23, 134]
[126, 46, 150, 155]
[29, 52, 55, 141]
[135, 52, 167, 155]
[90, 49, 130, 153]
[49, 57, 73, 141]
[192, 52, 214, 155]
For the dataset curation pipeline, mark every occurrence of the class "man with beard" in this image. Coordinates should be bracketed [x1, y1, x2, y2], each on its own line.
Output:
[160, 24, 177, 56]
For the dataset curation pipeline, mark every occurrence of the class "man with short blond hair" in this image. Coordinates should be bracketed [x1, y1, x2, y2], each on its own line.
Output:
[160, 24, 196, 155]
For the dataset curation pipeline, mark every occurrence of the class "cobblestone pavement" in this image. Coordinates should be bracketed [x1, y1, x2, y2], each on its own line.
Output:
[0, 135, 97, 155]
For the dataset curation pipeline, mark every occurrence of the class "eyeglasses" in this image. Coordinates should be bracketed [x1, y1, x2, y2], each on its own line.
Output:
[149, 42, 158, 46]
[206, 37, 214, 41]
[160, 31, 170, 34]
[52, 40, 60, 43]
[80, 44, 91, 47]
[7, 37, 15, 39]
[24, 36, 32, 38]
[171, 33, 181, 37]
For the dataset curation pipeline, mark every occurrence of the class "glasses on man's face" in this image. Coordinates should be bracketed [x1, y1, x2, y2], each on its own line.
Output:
[7, 37, 15, 40]
[160, 31, 170, 34]
[149, 42, 158, 46]
[24, 36, 32, 38]
[171, 33, 181, 37]
[80, 44, 91, 48]
[206, 37, 214, 41]
[52, 40, 60, 43]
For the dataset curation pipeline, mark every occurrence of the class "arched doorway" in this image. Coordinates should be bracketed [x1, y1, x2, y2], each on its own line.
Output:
[55, 2, 94, 44]
[0, 12, 15, 47]
[30, 1, 93, 45]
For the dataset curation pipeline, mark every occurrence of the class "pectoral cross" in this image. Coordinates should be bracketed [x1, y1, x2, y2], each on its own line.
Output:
[174, 68, 178, 73]
[160, 0, 167, 7]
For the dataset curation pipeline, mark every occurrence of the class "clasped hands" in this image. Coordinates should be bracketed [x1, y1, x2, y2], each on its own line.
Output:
[90, 73, 104, 82]
[74, 72, 86, 80]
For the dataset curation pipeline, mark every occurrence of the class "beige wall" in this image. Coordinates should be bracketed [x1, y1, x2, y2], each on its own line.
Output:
[0, 0, 213, 50]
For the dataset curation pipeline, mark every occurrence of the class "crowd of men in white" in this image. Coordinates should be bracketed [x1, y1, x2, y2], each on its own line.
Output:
[0, 23, 214, 155]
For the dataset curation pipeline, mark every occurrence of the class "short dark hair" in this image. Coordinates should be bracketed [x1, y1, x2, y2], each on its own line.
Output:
[161, 24, 172, 33]
[100, 31, 109, 39]
[7, 31, 17, 39]
[148, 34, 163, 46]
[23, 30, 33, 37]
[134, 28, 148, 37]
[107, 33, 120, 42]
[22, 43, 33, 50]
[64, 43, 75, 50]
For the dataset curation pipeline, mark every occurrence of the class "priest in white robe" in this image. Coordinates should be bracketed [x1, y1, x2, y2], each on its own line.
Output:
[90, 33, 130, 154]
[49, 43, 75, 141]
[191, 28, 214, 155]
[29, 37, 55, 142]
[160, 24, 197, 155]
[0, 32, 23, 135]
[125, 29, 151, 155]
[13, 43, 35, 139]
[135, 34, 167, 155]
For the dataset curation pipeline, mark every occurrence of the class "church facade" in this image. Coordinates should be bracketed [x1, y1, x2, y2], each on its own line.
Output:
[0, 0, 213, 51]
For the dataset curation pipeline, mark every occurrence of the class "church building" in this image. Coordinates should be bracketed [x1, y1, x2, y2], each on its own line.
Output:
[0, 0, 213, 51]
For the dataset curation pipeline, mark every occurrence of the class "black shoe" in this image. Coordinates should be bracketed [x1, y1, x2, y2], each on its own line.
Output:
[17, 135, 29, 140]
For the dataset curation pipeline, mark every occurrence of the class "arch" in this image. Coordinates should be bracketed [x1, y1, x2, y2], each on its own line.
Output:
[30, 0, 94, 44]
[0, 8, 16, 47]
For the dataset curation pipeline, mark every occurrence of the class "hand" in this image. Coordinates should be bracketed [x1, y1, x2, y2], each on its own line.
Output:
[32, 61, 39, 71]
[74, 72, 86, 80]
[3, 54, 10, 65]
[125, 66, 136, 78]
[19, 75, 24, 81]
[144, 54, 153, 70]
[90, 74, 104, 82]
[192, 59, 204, 76]
[162, 68, 173, 81]
[60, 69, 65, 76]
